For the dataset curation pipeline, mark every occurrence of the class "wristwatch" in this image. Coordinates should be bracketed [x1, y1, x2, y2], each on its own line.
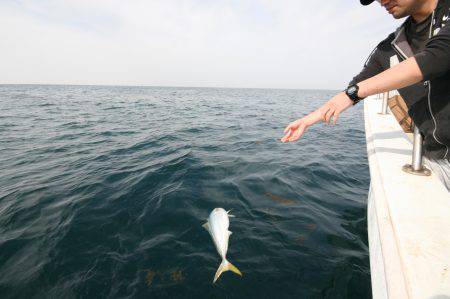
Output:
[345, 84, 364, 105]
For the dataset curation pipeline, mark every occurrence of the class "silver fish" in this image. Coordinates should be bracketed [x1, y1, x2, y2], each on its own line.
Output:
[203, 208, 242, 283]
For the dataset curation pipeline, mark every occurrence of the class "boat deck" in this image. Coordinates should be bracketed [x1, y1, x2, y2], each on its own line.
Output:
[364, 95, 450, 299]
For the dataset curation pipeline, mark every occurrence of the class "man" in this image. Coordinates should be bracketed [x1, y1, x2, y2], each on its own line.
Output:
[281, 0, 450, 191]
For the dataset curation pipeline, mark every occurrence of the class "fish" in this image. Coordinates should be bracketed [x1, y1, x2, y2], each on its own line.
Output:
[203, 208, 242, 283]
[144, 269, 156, 287]
[170, 269, 185, 283]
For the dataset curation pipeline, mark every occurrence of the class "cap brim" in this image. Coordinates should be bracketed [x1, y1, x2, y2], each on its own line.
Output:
[360, 0, 375, 5]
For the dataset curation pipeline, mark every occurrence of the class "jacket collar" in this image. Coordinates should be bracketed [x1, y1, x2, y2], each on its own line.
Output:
[390, 0, 448, 58]
[391, 24, 414, 59]
[391, 1, 440, 59]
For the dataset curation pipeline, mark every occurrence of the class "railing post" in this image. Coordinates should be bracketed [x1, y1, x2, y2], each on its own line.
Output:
[402, 125, 431, 176]
[379, 92, 389, 114]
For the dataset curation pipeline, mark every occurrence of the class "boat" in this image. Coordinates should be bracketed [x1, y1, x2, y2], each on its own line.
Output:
[364, 92, 450, 298]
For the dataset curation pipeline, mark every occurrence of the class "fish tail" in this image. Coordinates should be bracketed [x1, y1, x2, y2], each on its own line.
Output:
[213, 259, 242, 283]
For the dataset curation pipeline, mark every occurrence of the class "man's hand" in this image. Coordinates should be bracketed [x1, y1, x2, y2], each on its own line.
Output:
[280, 92, 353, 142]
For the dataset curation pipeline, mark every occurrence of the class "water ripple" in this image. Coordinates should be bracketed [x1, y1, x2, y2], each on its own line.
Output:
[0, 85, 370, 298]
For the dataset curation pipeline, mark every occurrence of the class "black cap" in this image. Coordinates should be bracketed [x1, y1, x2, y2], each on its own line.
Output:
[360, 0, 375, 5]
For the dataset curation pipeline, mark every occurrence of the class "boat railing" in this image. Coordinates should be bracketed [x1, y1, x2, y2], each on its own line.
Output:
[402, 125, 431, 176]
[379, 92, 389, 115]
[377, 92, 431, 176]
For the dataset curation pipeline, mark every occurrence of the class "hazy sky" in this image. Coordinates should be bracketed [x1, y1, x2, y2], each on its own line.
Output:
[0, 0, 402, 89]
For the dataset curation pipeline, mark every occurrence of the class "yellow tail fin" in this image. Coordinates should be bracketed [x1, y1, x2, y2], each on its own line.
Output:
[213, 259, 242, 283]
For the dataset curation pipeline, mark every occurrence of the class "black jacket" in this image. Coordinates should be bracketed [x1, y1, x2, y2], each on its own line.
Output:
[350, 0, 450, 160]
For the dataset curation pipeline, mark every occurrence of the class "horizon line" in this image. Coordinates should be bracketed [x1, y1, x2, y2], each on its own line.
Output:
[0, 83, 339, 92]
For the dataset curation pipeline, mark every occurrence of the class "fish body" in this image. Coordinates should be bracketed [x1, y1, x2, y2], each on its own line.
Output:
[203, 208, 242, 283]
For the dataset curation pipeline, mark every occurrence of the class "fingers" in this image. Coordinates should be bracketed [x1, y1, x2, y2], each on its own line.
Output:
[322, 107, 330, 122]
[332, 111, 340, 125]
[281, 103, 342, 143]
[283, 120, 298, 134]
[281, 124, 306, 143]
[281, 130, 293, 142]
[324, 108, 334, 124]
[282, 119, 300, 141]
[288, 124, 306, 142]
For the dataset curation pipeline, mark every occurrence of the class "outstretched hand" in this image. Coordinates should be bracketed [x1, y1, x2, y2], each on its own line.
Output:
[281, 92, 353, 143]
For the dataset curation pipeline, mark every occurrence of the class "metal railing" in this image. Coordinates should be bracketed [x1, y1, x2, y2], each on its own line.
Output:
[402, 125, 431, 176]
[377, 92, 431, 176]
[379, 92, 389, 115]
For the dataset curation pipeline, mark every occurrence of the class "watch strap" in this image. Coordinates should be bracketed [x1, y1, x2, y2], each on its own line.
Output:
[345, 84, 364, 105]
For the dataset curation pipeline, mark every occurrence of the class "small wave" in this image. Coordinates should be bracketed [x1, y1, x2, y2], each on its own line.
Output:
[0, 86, 371, 298]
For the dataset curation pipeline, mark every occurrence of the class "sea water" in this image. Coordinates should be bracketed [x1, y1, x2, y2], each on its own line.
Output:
[0, 85, 370, 298]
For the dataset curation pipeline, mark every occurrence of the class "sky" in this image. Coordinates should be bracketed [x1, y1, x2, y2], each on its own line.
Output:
[0, 0, 403, 89]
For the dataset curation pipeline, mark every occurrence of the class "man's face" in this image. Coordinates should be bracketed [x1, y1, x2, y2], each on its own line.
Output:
[377, 0, 427, 19]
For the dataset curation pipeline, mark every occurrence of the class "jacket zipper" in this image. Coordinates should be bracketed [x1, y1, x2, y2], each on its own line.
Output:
[393, 11, 449, 159]
[427, 81, 449, 158]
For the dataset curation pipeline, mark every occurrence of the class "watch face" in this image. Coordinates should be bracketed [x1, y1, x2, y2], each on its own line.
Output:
[348, 86, 356, 95]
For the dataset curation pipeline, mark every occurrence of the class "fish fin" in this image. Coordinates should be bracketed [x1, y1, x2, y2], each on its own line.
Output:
[202, 222, 210, 231]
[227, 260, 242, 277]
[213, 259, 242, 283]
[227, 209, 236, 217]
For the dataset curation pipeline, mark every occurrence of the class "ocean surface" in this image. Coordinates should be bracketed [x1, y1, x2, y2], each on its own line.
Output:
[0, 85, 371, 298]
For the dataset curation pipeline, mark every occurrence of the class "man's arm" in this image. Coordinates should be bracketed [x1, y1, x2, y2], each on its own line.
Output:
[281, 56, 423, 143]
[357, 18, 450, 98]
[415, 20, 450, 81]
[357, 21, 450, 98]
[282, 21, 450, 143]
[282, 19, 450, 143]
[281, 46, 385, 142]
[357, 56, 423, 98]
